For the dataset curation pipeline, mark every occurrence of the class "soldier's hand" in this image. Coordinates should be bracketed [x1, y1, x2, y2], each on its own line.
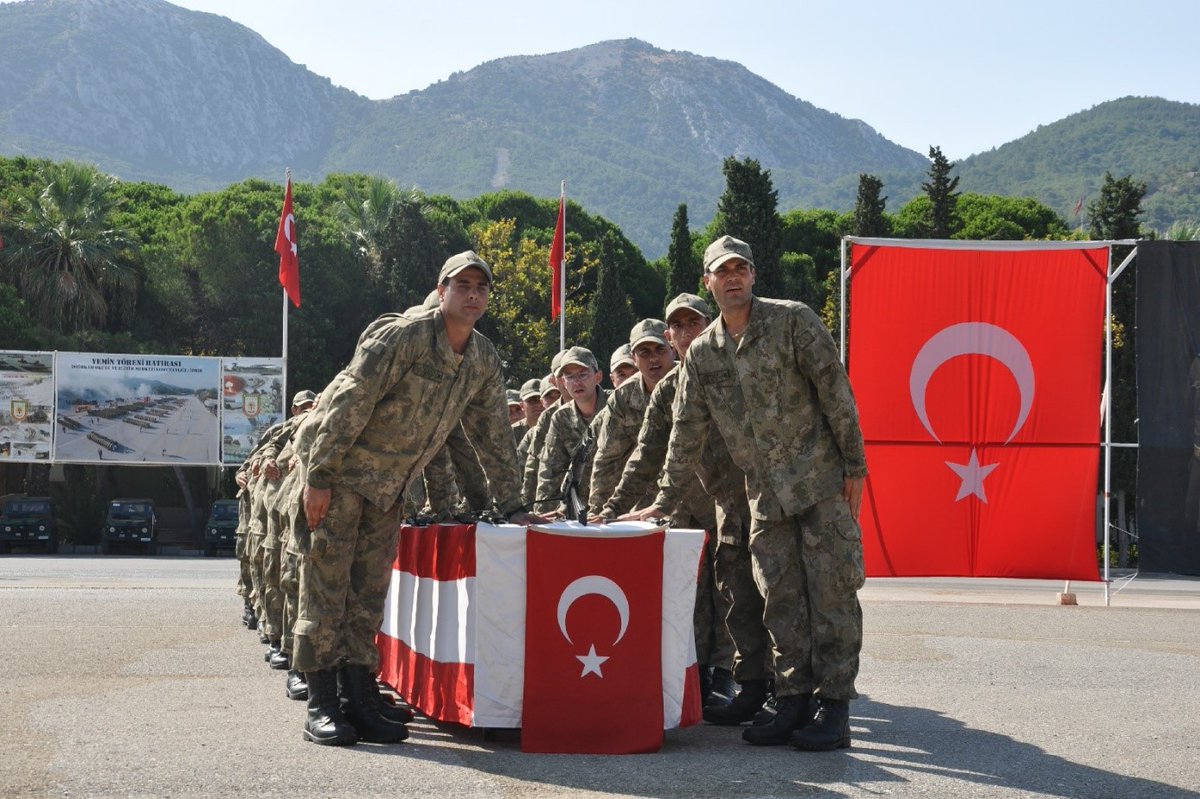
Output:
[587, 512, 612, 525]
[250, 459, 262, 477]
[618, 506, 661, 522]
[288, 455, 300, 471]
[263, 458, 281, 481]
[235, 472, 248, 489]
[304, 485, 331, 530]
[508, 511, 548, 526]
[843, 477, 864, 521]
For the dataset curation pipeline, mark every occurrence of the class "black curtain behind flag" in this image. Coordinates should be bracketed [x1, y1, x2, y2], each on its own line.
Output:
[1136, 240, 1200, 574]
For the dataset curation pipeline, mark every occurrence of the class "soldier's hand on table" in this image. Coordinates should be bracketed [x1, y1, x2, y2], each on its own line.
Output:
[263, 458, 281, 481]
[843, 477, 864, 521]
[618, 506, 661, 522]
[304, 485, 331, 530]
[508, 511, 547, 526]
[587, 512, 613, 525]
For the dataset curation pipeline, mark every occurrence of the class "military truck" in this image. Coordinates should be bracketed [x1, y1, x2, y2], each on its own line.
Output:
[203, 499, 239, 557]
[0, 496, 57, 554]
[101, 498, 158, 555]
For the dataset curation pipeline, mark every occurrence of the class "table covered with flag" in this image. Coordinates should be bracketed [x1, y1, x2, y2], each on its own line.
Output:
[375, 521, 705, 753]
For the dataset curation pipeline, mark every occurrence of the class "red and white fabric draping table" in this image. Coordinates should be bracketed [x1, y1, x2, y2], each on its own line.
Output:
[375, 521, 704, 752]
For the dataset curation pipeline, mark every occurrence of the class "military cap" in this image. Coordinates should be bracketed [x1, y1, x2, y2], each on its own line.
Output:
[556, 346, 599, 376]
[664, 292, 712, 323]
[422, 289, 440, 310]
[704, 235, 755, 273]
[291, 390, 317, 407]
[609, 344, 635, 371]
[519, 378, 542, 401]
[505, 389, 522, 406]
[629, 318, 669, 351]
[437, 250, 494, 285]
[550, 350, 565, 373]
[539, 376, 559, 398]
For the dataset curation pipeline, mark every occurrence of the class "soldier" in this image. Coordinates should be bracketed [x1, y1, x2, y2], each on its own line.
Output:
[522, 353, 566, 509]
[609, 344, 638, 389]
[511, 378, 543, 447]
[517, 375, 557, 491]
[588, 320, 674, 515]
[296, 251, 541, 746]
[639, 236, 868, 751]
[506, 390, 524, 425]
[536, 346, 608, 517]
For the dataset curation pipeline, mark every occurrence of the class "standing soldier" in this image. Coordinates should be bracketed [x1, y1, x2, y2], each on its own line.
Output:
[536, 347, 608, 517]
[297, 251, 542, 746]
[522, 352, 566, 509]
[608, 344, 638, 389]
[644, 236, 868, 751]
[511, 378, 543, 447]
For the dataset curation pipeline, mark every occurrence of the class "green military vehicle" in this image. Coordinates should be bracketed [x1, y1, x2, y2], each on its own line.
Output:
[203, 499, 239, 557]
[0, 496, 57, 554]
[101, 498, 158, 555]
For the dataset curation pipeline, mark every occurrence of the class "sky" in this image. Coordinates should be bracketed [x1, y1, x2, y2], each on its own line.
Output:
[147, 0, 1200, 161]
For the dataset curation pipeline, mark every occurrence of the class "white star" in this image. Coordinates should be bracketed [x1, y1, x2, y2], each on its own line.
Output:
[945, 449, 1000, 503]
[576, 644, 609, 678]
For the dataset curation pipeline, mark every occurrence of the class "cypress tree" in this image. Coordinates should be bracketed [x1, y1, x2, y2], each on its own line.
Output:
[921, 146, 960, 238]
[666, 203, 700, 298]
[587, 232, 636, 371]
[852, 173, 888, 237]
[715, 157, 784, 297]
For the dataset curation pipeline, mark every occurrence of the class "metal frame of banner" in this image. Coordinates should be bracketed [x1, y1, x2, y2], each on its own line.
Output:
[839, 237, 1140, 606]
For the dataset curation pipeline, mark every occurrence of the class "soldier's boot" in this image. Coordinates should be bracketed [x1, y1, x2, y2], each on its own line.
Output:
[302, 671, 358, 746]
[242, 602, 257, 629]
[742, 693, 813, 746]
[703, 678, 769, 726]
[269, 648, 290, 670]
[264, 638, 282, 664]
[337, 666, 414, 725]
[340, 665, 409, 743]
[752, 691, 779, 726]
[790, 698, 851, 751]
[709, 667, 738, 706]
[286, 670, 308, 701]
[257, 628, 270, 645]
[698, 666, 712, 707]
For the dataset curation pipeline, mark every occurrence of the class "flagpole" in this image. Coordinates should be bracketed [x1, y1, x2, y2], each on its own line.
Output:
[559, 180, 566, 353]
[282, 168, 290, 361]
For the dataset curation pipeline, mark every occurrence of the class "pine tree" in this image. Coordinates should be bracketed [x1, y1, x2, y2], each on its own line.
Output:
[715, 157, 783, 297]
[921, 146, 960, 238]
[587, 232, 636, 370]
[666, 203, 700, 299]
[1086, 172, 1146, 240]
[852, 174, 888, 237]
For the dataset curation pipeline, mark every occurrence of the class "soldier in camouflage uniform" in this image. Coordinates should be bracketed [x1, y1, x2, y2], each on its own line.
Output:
[517, 375, 559, 493]
[650, 236, 868, 750]
[522, 352, 566, 509]
[609, 344, 637, 388]
[511, 378, 543, 447]
[536, 347, 609, 517]
[296, 251, 541, 746]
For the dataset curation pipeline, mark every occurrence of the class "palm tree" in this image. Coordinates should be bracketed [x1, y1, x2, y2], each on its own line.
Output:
[0, 161, 138, 332]
[332, 174, 424, 280]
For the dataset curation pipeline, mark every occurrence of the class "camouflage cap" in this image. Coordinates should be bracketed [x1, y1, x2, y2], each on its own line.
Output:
[519, 378, 542, 400]
[629, 318, 669, 351]
[703, 235, 755, 273]
[609, 344, 635, 371]
[539, 375, 559, 398]
[664, 292, 712, 323]
[437, 250, 494, 285]
[291, 390, 317, 407]
[505, 389, 522, 406]
[550, 350, 565, 373]
[556, 345, 599, 376]
[422, 289, 440, 310]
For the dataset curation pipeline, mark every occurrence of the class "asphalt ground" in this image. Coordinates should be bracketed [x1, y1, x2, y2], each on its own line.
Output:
[1, 555, 1198, 799]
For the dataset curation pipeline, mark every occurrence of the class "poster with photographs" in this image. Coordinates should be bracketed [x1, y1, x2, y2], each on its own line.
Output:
[53, 353, 221, 465]
[0, 351, 55, 461]
[220, 357, 286, 465]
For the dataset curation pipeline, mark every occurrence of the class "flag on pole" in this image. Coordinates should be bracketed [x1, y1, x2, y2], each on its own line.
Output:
[549, 189, 565, 320]
[1073, 195, 1084, 217]
[275, 178, 300, 308]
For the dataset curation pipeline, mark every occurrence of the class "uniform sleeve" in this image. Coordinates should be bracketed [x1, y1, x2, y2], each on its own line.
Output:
[306, 325, 408, 489]
[602, 385, 672, 517]
[793, 306, 868, 479]
[422, 444, 463, 517]
[523, 415, 550, 510]
[586, 405, 625, 515]
[446, 423, 492, 512]
[536, 412, 572, 515]
[654, 356, 712, 514]
[459, 360, 525, 516]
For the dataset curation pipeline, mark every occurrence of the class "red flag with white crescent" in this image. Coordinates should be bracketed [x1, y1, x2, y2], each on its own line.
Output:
[275, 178, 300, 308]
[549, 194, 565, 320]
[849, 243, 1106, 580]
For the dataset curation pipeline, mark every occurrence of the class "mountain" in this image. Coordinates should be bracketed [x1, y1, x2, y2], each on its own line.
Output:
[955, 97, 1200, 234]
[0, 0, 926, 255]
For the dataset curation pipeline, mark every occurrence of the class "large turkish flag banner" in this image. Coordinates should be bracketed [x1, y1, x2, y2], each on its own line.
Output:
[849, 243, 1106, 580]
[522, 527, 665, 753]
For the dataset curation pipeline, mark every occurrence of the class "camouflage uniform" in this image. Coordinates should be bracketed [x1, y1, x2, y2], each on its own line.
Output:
[522, 397, 561, 511]
[587, 377, 652, 515]
[295, 308, 524, 674]
[444, 422, 491, 512]
[511, 419, 529, 448]
[658, 296, 868, 701]
[536, 387, 609, 516]
[257, 414, 306, 642]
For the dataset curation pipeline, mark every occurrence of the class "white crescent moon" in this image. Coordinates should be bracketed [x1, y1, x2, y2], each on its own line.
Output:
[556, 575, 629, 646]
[284, 213, 297, 255]
[909, 322, 1034, 444]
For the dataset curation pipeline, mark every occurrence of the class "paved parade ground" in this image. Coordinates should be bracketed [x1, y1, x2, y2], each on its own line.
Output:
[1, 555, 1198, 799]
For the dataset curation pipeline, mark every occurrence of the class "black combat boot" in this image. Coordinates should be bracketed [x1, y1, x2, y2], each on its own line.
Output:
[337, 667, 414, 724]
[790, 698, 851, 751]
[242, 602, 257, 629]
[703, 678, 769, 726]
[269, 649, 290, 670]
[302, 671, 358, 746]
[709, 667, 738, 706]
[285, 670, 308, 701]
[264, 640, 282, 664]
[340, 665, 409, 743]
[741, 693, 813, 746]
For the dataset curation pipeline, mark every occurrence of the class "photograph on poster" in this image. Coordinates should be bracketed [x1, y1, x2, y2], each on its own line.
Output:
[0, 351, 55, 462]
[220, 357, 285, 464]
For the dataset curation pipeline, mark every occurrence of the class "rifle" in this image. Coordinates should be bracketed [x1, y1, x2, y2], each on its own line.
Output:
[562, 427, 596, 524]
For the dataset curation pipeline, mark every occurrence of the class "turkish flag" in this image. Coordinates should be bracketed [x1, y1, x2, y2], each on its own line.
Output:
[275, 178, 300, 308]
[549, 194, 565, 320]
[522, 527, 664, 753]
[849, 243, 1106, 580]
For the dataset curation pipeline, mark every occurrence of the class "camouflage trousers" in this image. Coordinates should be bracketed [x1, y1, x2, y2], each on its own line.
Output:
[292, 484, 402, 673]
[748, 495, 864, 700]
[261, 511, 285, 641]
[279, 503, 305, 657]
[235, 532, 252, 600]
[713, 498, 770, 683]
[248, 532, 267, 621]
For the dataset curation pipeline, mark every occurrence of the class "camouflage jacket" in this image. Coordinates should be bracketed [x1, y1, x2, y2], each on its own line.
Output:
[304, 309, 523, 515]
[588, 376, 652, 516]
[658, 297, 867, 521]
[536, 388, 609, 515]
[511, 419, 529, 449]
[522, 398, 561, 508]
